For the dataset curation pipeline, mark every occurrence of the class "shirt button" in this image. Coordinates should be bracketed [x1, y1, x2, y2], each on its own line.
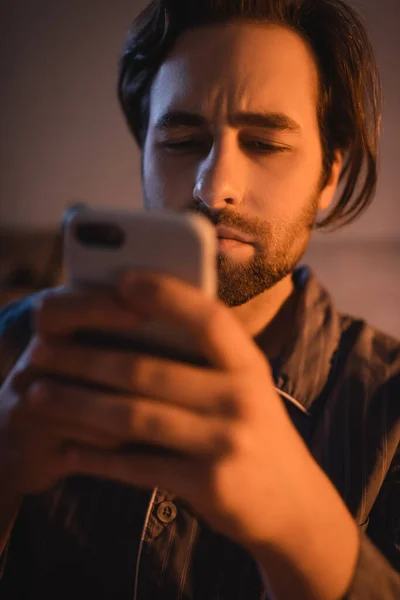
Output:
[157, 501, 177, 524]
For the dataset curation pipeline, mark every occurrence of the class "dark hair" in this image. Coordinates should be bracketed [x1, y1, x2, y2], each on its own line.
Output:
[117, 0, 382, 230]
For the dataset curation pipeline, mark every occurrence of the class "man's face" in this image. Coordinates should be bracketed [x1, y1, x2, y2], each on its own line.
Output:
[142, 22, 333, 307]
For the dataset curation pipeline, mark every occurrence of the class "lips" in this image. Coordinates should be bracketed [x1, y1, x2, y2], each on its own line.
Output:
[216, 225, 254, 244]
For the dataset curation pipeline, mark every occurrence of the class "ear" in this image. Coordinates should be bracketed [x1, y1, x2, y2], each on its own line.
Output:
[317, 151, 343, 211]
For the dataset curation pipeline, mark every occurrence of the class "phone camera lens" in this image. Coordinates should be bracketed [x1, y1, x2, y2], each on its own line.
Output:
[75, 223, 125, 249]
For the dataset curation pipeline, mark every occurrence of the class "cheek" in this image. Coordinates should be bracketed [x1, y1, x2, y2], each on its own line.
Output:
[250, 153, 317, 218]
[142, 145, 168, 207]
[143, 146, 197, 210]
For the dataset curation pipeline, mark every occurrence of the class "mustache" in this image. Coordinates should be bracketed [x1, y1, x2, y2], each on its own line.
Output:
[188, 201, 262, 239]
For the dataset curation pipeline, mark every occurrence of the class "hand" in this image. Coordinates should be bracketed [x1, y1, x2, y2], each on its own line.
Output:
[12, 272, 316, 550]
[0, 289, 144, 495]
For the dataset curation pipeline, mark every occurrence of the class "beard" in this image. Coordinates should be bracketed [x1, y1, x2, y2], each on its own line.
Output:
[192, 197, 318, 307]
[142, 172, 320, 308]
[217, 250, 296, 308]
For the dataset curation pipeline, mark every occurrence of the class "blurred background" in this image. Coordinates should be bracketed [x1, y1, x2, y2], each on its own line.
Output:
[0, 0, 399, 336]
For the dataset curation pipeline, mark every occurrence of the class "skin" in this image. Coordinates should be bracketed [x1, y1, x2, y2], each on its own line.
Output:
[0, 23, 359, 600]
[142, 22, 342, 336]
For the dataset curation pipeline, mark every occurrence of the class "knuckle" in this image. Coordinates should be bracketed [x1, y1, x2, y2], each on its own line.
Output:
[143, 413, 162, 437]
[210, 429, 232, 454]
[211, 424, 246, 455]
[127, 401, 160, 439]
[226, 423, 251, 454]
[130, 355, 161, 393]
[145, 361, 168, 392]
[217, 394, 240, 418]
[230, 376, 252, 411]
[27, 379, 53, 407]
[215, 379, 241, 418]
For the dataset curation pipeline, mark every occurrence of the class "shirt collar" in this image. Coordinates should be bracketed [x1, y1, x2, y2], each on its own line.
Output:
[265, 266, 341, 412]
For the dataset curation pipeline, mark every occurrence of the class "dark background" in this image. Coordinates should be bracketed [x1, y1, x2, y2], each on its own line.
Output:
[0, 0, 399, 335]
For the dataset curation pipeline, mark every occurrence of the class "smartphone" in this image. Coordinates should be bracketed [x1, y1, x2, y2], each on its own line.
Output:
[63, 206, 217, 366]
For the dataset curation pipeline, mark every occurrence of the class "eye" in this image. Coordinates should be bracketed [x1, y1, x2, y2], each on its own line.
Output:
[158, 139, 209, 152]
[244, 141, 288, 154]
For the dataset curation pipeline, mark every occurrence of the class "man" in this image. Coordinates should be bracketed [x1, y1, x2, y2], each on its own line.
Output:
[0, 0, 399, 598]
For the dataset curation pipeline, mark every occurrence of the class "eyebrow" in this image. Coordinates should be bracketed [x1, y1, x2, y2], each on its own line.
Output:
[155, 110, 301, 133]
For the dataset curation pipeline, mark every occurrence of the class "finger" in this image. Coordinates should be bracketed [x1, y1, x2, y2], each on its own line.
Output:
[30, 339, 239, 417]
[66, 445, 201, 497]
[13, 397, 127, 450]
[118, 272, 266, 372]
[35, 288, 145, 338]
[27, 380, 232, 456]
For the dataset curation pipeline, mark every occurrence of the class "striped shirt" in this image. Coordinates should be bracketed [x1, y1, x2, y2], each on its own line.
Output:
[0, 266, 399, 599]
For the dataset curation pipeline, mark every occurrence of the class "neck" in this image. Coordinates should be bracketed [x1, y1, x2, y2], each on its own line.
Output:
[231, 274, 296, 359]
[231, 274, 294, 336]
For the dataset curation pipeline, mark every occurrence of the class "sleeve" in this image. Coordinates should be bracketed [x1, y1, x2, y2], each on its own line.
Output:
[0, 294, 39, 580]
[345, 531, 400, 599]
[345, 444, 400, 599]
[0, 294, 39, 383]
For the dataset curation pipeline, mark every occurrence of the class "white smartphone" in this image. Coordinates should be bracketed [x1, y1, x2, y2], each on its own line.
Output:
[63, 206, 217, 366]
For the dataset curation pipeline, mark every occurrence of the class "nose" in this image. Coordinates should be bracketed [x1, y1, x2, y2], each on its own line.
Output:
[192, 139, 245, 210]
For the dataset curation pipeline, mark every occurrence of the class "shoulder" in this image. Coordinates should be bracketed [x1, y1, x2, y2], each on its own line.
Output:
[338, 314, 400, 383]
[335, 314, 400, 430]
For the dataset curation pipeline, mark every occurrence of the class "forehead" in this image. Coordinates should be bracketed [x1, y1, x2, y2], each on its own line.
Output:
[149, 22, 320, 127]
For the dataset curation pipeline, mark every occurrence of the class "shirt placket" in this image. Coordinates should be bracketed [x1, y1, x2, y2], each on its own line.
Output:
[133, 488, 184, 600]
